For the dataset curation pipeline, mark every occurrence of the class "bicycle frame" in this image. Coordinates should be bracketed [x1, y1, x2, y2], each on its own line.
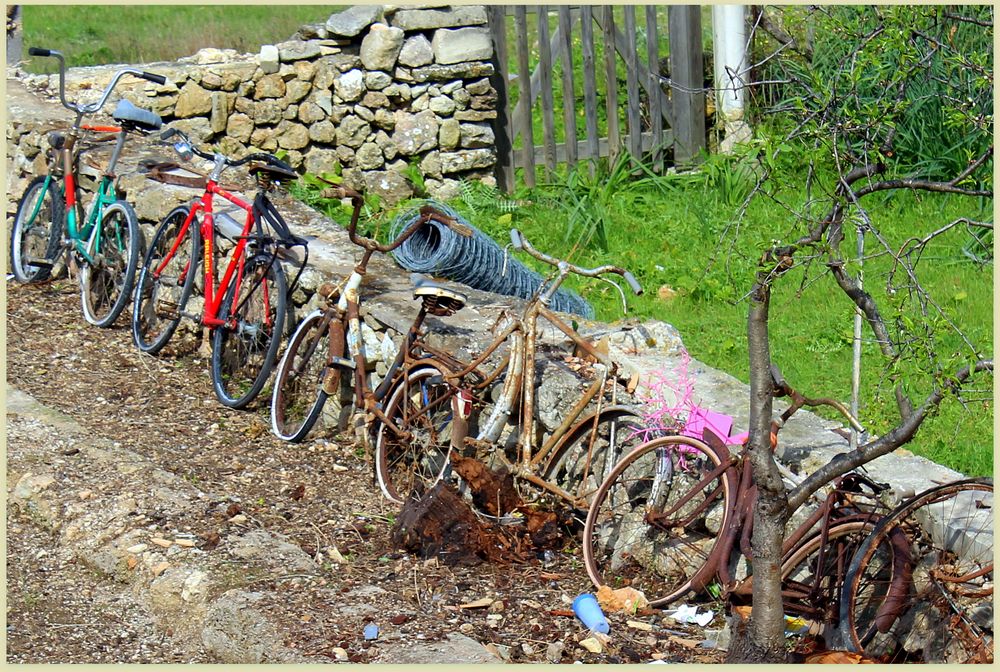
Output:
[153, 180, 262, 330]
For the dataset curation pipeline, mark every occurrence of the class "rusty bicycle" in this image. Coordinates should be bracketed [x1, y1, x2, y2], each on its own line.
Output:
[581, 364, 892, 642]
[373, 227, 647, 514]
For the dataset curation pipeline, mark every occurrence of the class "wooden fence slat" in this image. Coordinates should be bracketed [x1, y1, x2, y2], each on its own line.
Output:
[602, 6, 619, 163]
[580, 6, 600, 169]
[558, 6, 578, 168]
[518, 130, 673, 166]
[645, 5, 664, 171]
[668, 5, 706, 166]
[623, 6, 642, 159]
[514, 6, 535, 187]
[509, 21, 565, 148]
[488, 6, 514, 192]
[537, 7, 557, 176]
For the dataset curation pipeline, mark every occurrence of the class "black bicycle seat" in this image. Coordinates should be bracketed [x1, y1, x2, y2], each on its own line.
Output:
[248, 161, 298, 183]
[112, 99, 162, 132]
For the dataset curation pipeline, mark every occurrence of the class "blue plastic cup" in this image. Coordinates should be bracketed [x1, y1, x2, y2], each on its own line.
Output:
[572, 593, 610, 634]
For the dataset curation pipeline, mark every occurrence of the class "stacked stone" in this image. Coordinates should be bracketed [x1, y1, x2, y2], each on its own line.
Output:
[58, 4, 502, 206]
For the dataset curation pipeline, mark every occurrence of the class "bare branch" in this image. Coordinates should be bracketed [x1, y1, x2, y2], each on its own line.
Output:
[787, 359, 994, 511]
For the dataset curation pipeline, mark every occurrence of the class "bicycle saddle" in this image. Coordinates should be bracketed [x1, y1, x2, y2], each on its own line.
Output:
[112, 99, 162, 132]
[248, 161, 298, 183]
[413, 279, 466, 316]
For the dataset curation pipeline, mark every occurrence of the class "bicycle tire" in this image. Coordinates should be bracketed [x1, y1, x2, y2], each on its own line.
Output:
[10, 175, 64, 283]
[271, 309, 341, 442]
[541, 406, 648, 510]
[80, 200, 141, 327]
[211, 254, 287, 409]
[582, 435, 733, 606]
[779, 518, 880, 638]
[132, 206, 201, 354]
[374, 364, 457, 505]
[839, 477, 993, 663]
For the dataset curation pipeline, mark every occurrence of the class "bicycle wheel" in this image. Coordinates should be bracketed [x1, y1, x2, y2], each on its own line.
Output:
[780, 518, 879, 636]
[271, 309, 342, 442]
[374, 364, 457, 505]
[542, 407, 648, 510]
[582, 436, 733, 606]
[10, 175, 64, 282]
[80, 200, 141, 327]
[132, 206, 200, 354]
[840, 478, 993, 663]
[211, 254, 287, 409]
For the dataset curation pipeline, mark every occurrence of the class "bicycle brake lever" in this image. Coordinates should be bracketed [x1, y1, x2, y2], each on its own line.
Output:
[598, 275, 628, 316]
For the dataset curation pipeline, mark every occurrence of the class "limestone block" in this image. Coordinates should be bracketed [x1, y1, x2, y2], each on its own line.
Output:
[364, 70, 393, 91]
[439, 118, 460, 150]
[308, 120, 337, 144]
[362, 170, 413, 206]
[333, 69, 365, 103]
[360, 23, 405, 72]
[391, 110, 440, 155]
[391, 6, 488, 31]
[259, 45, 280, 75]
[226, 113, 254, 143]
[298, 102, 326, 124]
[254, 74, 286, 100]
[410, 61, 494, 83]
[431, 27, 493, 65]
[335, 115, 371, 148]
[460, 122, 495, 149]
[326, 5, 382, 38]
[398, 35, 433, 68]
[174, 81, 212, 118]
[277, 40, 322, 62]
[439, 148, 496, 174]
[429, 95, 457, 116]
[355, 142, 386, 170]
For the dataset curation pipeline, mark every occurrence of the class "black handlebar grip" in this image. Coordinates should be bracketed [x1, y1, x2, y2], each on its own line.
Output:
[28, 47, 52, 57]
[141, 71, 167, 85]
[160, 128, 179, 141]
[623, 271, 643, 295]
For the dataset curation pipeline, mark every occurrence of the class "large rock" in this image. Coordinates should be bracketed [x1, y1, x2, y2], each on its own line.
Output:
[459, 122, 494, 148]
[325, 5, 382, 38]
[391, 6, 488, 31]
[398, 35, 434, 68]
[362, 170, 413, 206]
[254, 74, 286, 100]
[431, 27, 493, 65]
[277, 40, 322, 62]
[391, 110, 440, 155]
[360, 23, 405, 72]
[439, 148, 496, 174]
[335, 115, 371, 148]
[174, 81, 212, 118]
[333, 69, 364, 102]
[408, 61, 495, 83]
[225, 113, 254, 143]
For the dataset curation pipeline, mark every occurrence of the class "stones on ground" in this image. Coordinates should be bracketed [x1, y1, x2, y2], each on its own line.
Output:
[152, 561, 170, 576]
[547, 641, 565, 663]
[325, 5, 382, 38]
[150, 537, 173, 548]
[378, 633, 496, 665]
[398, 35, 434, 68]
[391, 6, 488, 31]
[201, 590, 296, 664]
[228, 530, 317, 573]
[579, 637, 603, 653]
[360, 23, 405, 72]
[431, 27, 493, 65]
[258, 45, 279, 75]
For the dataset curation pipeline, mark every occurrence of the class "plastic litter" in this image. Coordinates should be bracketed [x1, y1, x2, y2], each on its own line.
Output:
[363, 623, 379, 640]
[666, 604, 714, 627]
[572, 593, 610, 634]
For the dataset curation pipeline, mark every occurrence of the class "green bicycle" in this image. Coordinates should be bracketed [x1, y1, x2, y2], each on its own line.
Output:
[9, 47, 164, 327]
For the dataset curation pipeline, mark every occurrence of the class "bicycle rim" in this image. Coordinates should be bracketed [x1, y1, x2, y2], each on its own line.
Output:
[271, 310, 337, 442]
[582, 436, 732, 606]
[374, 365, 456, 505]
[81, 201, 140, 327]
[211, 255, 287, 409]
[842, 478, 993, 663]
[132, 207, 200, 354]
[11, 176, 63, 283]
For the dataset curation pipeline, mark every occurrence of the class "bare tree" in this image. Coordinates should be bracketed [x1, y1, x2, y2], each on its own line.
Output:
[722, 6, 993, 661]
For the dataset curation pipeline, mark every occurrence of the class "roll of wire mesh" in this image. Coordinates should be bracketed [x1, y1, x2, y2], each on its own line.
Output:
[390, 201, 594, 318]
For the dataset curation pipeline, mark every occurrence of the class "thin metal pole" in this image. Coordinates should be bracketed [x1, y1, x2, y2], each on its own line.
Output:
[850, 223, 865, 451]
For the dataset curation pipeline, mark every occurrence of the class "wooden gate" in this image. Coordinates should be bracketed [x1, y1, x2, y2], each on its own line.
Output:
[487, 5, 706, 192]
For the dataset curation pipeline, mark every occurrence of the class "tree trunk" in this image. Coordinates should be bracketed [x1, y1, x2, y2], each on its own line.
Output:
[726, 274, 790, 663]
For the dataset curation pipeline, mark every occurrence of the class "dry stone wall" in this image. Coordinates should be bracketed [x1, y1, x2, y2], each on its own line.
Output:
[13, 4, 499, 205]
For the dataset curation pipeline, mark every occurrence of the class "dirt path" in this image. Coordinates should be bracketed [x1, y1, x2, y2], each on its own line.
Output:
[5, 279, 725, 664]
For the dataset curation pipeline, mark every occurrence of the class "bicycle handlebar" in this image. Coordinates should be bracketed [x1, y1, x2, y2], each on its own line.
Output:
[29, 47, 166, 119]
[509, 228, 644, 296]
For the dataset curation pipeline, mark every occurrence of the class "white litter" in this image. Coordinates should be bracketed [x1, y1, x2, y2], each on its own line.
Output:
[667, 604, 714, 627]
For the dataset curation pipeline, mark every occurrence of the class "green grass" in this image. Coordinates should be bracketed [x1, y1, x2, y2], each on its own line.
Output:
[21, 6, 342, 72]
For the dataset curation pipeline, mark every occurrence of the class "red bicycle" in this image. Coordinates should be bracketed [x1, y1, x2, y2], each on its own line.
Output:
[131, 127, 307, 409]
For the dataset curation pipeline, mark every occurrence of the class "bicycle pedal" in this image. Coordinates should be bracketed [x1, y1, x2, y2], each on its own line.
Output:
[329, 356, 356, 370]
[24, 257, 54, 269]
[154, 300, 180, 320]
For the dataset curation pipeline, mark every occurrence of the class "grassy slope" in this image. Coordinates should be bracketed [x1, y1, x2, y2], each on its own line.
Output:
[21, 6, 341, 71]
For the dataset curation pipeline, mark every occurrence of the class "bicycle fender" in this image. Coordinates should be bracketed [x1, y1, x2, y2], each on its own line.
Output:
[874, 526, 914, 633]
